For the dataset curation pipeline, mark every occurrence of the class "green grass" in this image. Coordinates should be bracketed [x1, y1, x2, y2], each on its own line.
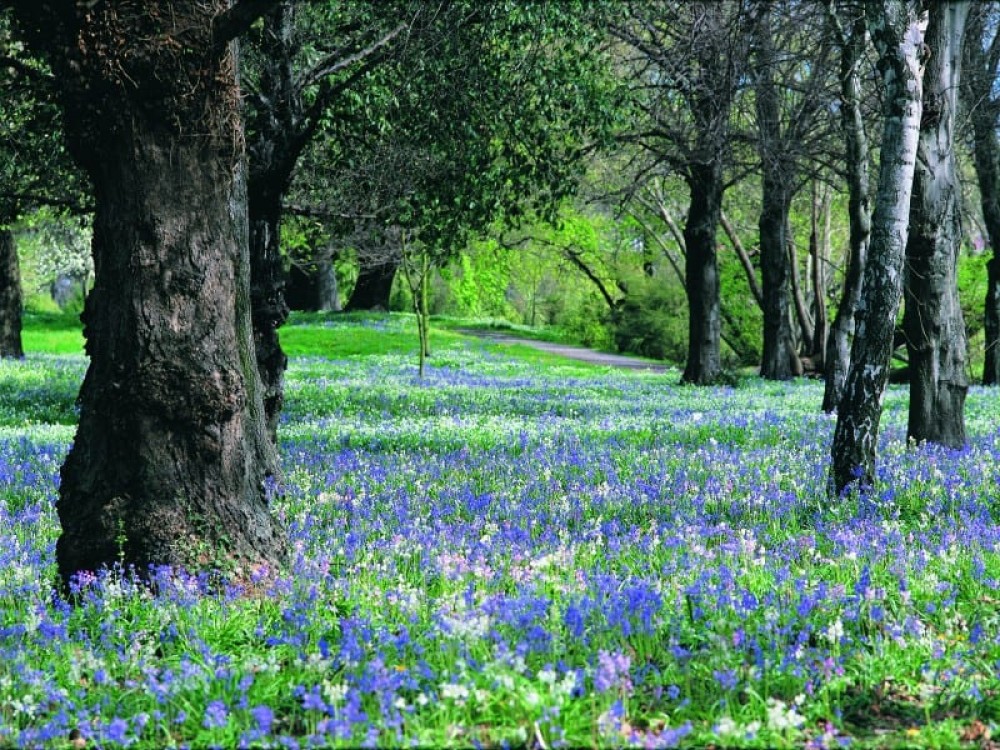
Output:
[432, 314, 588, 346]
[16, 308, 648, 373]
[282, 311, 605, 370]
[20, 311, 85, 355]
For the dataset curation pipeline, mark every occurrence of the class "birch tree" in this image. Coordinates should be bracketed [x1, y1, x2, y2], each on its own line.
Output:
[830, 0, 927, 494]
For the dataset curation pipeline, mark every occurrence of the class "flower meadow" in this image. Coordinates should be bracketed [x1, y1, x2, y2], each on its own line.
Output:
[2, 314, 1000, 748]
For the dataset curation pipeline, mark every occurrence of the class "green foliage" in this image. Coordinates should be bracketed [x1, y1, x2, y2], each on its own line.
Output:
[553, 293, 614, 350]
[291, 1, 619, 272]
[609, 273, 687, 363]
[957, 250, 988, 376]
[13, 207, 91, 307]
[0, 15, 89, 225]
[437, 242, 516, 320]
[719, 244, 763, 363]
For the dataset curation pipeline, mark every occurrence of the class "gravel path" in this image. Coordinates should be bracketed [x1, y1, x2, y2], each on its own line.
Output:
[457, 329, 673, 372]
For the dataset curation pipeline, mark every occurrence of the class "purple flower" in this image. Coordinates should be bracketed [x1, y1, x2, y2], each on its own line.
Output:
[594, 650, 632, 694]
[713, 669, 738, 691]
[301, 686, 327, 713]
[202, 700, 228, 730]
[106, 717, 129, 745]
[251, 705, 275, 734]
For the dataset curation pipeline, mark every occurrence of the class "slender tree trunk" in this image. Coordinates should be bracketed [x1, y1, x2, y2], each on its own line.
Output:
[810, 184, 830, 367]
[10, 3, 289, 585]
[962, 6, 1000, 385]
[681, 165, 723, 385]
[789, 230, 814, 354]
[823, 4, 872, 412]
[903, 1, 969, 447]
[830, 0, 925, 495]
[0, 229, 24, 359]
[420, 252, 431, 360]
[720, 210, 764, 309]
[345, 258, 399, 311]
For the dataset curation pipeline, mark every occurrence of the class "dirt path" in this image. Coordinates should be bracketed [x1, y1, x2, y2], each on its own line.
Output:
[457, 329, 673, 372]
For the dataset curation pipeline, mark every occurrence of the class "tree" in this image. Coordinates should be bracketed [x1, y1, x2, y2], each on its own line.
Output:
[299, 1, 617, 350]
[243, 0, 407, 438]
[0, 13, 90, 356]
[5, 0, 288, 586]
[610, 1, 750, 384]
[822, 0, 874, 411]
[902, 0, 969, 447]
[748, 0, 838, 380]
[0, 228, 22, 357]
[343, 259, 399, 312]
[962, 3, 1000, 385]
[830, 0, 926, 495]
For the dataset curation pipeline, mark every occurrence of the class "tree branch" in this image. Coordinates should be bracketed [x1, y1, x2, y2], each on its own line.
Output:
[719, 210, 764, 308]
[0, 191, 92, 216]
[624, 204, 686, 286]
[213, 0, 276, 50]
[282, 202, 377, 221]
[298, 23, 406, 91]
[563, 248, 620, 311]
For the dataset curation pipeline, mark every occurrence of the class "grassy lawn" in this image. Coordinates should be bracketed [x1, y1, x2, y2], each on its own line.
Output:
[0, 311, 998, 748]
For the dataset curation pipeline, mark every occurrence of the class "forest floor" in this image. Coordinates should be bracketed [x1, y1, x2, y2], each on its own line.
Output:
[456, 328, 673, 372]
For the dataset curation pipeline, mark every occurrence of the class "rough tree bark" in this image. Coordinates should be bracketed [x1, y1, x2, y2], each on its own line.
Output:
[830, 0, 926, 495]
[681, 164, 724, 384]
[823, 2, 872, 412]
[246, 2, 297, 443]
[962, 4, 1000, 386]
[0, 229, 24, 359]
[903, 1, 969, 447]
[8, 1, 288, 585]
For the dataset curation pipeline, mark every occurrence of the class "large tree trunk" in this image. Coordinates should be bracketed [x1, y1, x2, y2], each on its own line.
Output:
[962, 5, 1000, 386]
[754, 2, 801, 380]
[823, 5, 872, 412]
[0, 229, 24, 359]
[344, 258, 399, 311]
[830, 0, 925, 495]
[758, 180, 800, 379]
[286, 252, 340, 312]
[681, 164, 723, 385]
[903, 1, 969, 447]
[11, 2, 289, 585]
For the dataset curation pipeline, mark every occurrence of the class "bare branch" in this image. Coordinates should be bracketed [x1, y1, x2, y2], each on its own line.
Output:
[298, 22, 406, 91]
[563, 248, 620, 311]
[719, 210, 763, 308]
